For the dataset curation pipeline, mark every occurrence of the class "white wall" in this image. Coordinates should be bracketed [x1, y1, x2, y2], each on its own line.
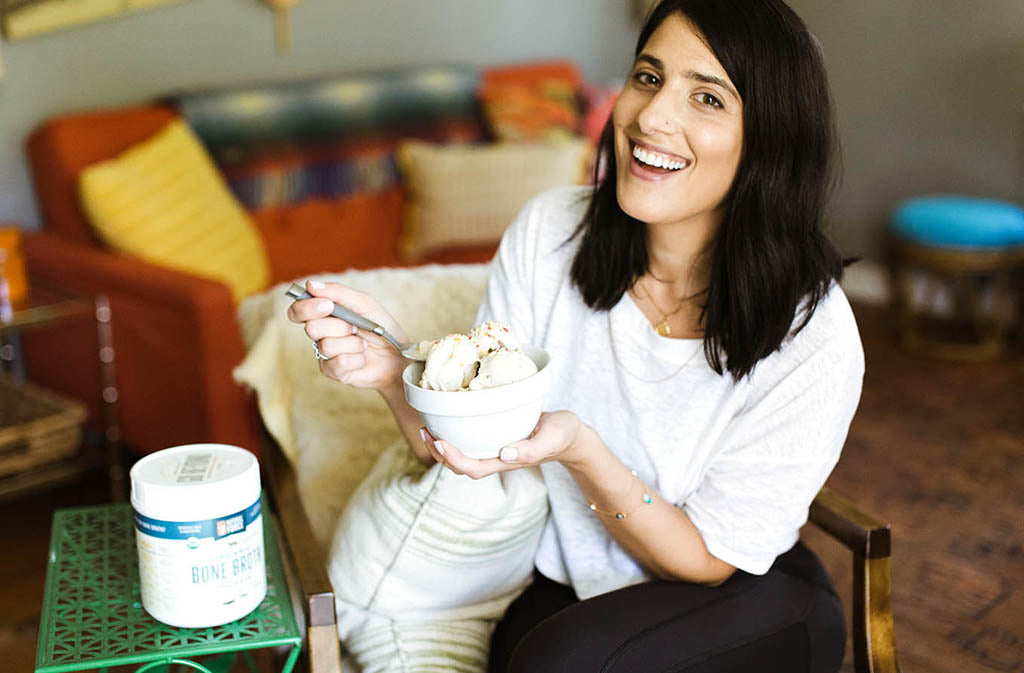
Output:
[0, 0, 637, 230]
[789, 0, 1024, 258]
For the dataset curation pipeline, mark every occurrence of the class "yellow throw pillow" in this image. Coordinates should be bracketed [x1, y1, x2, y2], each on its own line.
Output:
[397, 138, 593, 259]
[79, 119, 270, 301]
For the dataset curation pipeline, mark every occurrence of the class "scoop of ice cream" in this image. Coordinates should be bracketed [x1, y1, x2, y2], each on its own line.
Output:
[468, 348, 538, 390]
[419, 334, 479, 392]
[469, 321, 520, 358]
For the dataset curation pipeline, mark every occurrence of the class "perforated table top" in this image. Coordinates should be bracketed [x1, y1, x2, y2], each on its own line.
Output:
[35, 501, 301, 673]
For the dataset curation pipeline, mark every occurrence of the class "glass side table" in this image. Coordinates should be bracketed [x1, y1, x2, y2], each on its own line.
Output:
[34, 500, 302, 673]
[0, 284, 124, 501]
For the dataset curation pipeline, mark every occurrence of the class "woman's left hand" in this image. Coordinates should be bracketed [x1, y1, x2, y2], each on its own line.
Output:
[421, 411, 583, 479]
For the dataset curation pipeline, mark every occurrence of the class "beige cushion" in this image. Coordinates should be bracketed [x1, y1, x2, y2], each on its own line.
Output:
[79, 119, 270, 301]
[397, 138, 592, 259]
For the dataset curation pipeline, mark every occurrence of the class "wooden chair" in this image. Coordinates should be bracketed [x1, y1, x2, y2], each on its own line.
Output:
[810, 488, 902, 673]
[263, 429, 902, 673]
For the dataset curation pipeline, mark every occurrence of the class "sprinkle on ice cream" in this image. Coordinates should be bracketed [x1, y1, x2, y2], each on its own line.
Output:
[418, 321, 537, 392]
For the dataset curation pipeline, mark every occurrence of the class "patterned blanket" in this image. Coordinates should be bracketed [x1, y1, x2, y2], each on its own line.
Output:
[173, 66, 485, 210]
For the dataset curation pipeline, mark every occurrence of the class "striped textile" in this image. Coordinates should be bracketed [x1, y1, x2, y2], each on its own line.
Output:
[223, 141, 401, 211]
[219, 124, 479, 211]
[171, 66, 485, 210]
[346, 619, 494, 673]
[78, 119, 269, 301]
[329, 439, 549, 673]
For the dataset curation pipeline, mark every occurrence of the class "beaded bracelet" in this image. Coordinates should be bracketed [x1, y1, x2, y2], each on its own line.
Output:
[587, 470, 653, 520]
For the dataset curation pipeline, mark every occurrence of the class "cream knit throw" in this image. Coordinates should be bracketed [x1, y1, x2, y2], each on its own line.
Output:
[234, 264, 549, 673]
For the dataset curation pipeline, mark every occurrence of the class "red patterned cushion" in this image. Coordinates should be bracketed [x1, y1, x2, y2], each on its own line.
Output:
[479, 61, 584, 142]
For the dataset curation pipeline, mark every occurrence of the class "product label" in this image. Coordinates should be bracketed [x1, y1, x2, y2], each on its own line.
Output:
[175, 452, 215, 483]
[134, 496, 266, 625]
[134, 500, 261, 540]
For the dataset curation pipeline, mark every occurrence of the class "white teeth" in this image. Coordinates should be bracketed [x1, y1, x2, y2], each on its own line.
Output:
[632, 145, 685, 170]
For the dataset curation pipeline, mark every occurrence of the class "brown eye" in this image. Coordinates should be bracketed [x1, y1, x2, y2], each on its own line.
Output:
[696, 93, 724, 109]
[633, 71, 661, 87]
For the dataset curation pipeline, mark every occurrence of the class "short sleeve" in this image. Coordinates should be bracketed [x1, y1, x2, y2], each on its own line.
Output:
[683, 308, 865, 575]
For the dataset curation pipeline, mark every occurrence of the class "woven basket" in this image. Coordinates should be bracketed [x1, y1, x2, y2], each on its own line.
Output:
[0, 372, 87, 478]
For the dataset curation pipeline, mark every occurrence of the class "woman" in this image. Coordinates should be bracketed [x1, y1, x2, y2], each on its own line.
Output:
[290, 0, 861, 670]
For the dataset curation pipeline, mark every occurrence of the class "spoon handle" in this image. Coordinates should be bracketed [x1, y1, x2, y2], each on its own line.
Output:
[285, 284, 402, 351]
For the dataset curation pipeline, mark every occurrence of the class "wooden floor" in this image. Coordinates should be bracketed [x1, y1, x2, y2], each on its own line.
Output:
[802, 304, 1024, 673]
[2, 302, 1022, 673]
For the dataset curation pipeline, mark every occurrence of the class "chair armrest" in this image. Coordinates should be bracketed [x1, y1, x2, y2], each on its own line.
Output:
[809, 487, 902, 673]
[261, 424, 342, 673]
[809, 486, 891, 559]
[20, 232, 259, 454]
[23, 231, 234, 310]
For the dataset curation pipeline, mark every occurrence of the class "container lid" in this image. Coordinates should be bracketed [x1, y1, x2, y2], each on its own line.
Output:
[130, 444, 260, 521]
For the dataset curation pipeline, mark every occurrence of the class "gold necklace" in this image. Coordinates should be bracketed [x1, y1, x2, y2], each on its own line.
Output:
[607, 312, 702, 384]
[637, 279, 707, 337]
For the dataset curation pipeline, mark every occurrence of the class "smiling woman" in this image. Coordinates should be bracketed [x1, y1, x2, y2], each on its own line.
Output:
[288, 1, 861, 672]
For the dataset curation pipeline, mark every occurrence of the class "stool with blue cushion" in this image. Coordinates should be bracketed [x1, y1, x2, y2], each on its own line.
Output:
[887, 196, 1024, 360]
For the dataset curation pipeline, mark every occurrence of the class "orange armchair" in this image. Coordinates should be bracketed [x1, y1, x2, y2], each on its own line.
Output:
[21, 103, 493, 457]
[22, 103, 265, 453]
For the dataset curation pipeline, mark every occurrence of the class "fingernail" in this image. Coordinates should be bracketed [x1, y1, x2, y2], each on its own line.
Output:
[308, 280, 325, 289]
[316, 299, 334, 312]
[433, 440, 445, 456]
[419, 428, 428, 443]
[499, 446, 518, 463]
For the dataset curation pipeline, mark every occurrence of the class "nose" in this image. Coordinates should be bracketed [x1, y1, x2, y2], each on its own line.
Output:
[636, 87, 681, 135]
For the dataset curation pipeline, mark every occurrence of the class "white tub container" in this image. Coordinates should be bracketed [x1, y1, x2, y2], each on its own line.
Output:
[130, 443, 266, 628]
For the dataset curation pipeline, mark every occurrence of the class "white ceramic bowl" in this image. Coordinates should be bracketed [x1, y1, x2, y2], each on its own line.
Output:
[403, 344, 551, 459]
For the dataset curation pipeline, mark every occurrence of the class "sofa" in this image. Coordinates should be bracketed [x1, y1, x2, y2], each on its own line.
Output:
[20, 60, 612, 457]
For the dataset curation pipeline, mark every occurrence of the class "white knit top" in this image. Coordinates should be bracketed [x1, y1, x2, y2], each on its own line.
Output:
[476, 186, 865, 599]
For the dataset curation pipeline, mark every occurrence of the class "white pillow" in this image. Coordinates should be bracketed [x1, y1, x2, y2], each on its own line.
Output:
[331, 439, 547, 673]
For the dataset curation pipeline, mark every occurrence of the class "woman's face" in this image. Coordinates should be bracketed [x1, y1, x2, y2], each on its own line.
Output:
[613, 13, 744, 231]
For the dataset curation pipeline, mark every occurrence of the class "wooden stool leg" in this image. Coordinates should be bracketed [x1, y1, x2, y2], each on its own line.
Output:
[885, 237, 1018, 361]
[887, 245, 917, 351]
[990, 267, 1013, 344]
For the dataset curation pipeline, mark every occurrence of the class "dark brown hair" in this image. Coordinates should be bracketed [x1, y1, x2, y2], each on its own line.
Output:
[570, 0, 844, 379]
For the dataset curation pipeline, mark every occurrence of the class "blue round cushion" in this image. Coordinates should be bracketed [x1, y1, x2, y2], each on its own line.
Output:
[890, 196, 1024, 248]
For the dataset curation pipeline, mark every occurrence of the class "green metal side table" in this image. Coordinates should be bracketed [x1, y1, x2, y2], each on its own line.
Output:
[35, 501, 302, 673]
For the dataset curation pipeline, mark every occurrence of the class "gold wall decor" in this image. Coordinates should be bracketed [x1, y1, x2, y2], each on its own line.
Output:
[1, 0, 191, 41]
[261, 0, 303, 55]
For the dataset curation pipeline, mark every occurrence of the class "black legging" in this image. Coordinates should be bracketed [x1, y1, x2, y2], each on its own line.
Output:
[488, 542, 845, 673]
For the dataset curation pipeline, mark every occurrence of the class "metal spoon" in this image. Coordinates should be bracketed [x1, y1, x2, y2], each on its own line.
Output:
[285, 284, 426, 360]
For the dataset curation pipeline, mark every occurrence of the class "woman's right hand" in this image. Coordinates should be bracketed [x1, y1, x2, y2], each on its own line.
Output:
[287, 280, 410, 394]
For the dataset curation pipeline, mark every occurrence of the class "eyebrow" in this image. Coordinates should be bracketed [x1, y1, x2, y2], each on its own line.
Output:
[636, 54, 740, 102]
